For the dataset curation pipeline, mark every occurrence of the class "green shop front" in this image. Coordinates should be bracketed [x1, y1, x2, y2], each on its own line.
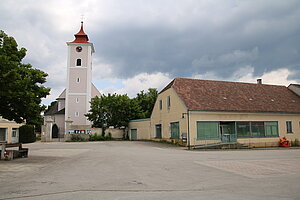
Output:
[196, 121, 279, 144]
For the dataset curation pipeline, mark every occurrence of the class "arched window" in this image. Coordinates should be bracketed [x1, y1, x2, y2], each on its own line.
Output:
[76, 59, 81, 66]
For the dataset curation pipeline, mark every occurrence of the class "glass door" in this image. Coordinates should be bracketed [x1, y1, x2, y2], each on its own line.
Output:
[220, 122, 236, 142]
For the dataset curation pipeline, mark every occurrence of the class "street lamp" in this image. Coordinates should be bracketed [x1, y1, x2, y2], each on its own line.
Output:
[182, 111, 190, 150]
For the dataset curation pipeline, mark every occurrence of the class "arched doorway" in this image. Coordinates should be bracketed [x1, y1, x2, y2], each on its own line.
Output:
[52, 124, 59, 138]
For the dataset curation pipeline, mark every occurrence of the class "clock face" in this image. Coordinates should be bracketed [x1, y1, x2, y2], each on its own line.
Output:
[76, 46, 82, 52]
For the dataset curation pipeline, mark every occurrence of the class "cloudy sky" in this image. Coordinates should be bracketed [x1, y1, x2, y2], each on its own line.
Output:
[1, 0, 300, 105]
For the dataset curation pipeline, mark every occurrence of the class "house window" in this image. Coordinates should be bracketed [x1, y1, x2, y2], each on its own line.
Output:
[75, 112, 79, 117]
[197, 121, 219, 140]
[76, 59, 81, 66]
[170, 122, 180, 139]
[12, 128, 18, 137]
[286, 121, 293, 133]
[76, 77, 80, 83]
[155, 124, 162, 138]
[0, 128, 7, 141]
[159, 100, 162, 110]
[167, 96, 171, 108]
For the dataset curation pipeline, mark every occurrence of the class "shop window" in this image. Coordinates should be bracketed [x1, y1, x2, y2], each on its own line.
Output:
[265, 122, 278, 137]
[197, 121, 219, 140]
[251, 122, 265, 137]
[236, 122, 251, 137]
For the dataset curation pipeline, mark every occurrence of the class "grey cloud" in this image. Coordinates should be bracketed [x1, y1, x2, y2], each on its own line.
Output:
[1, 0, 300, 93]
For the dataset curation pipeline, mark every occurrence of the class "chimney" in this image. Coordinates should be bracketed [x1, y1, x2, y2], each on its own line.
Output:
[257, 79, 262, 84]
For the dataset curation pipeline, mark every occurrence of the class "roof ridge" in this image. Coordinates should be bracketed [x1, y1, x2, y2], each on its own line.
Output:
[175, 77, 287, 87]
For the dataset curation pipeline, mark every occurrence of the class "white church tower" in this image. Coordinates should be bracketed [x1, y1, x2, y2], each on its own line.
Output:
[43, 22, 100, 142]
[65, 21, 96, 126]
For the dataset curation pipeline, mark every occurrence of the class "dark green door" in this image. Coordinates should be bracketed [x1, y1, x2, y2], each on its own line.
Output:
[131, 129, 137, 140]
[170, 122, 180, 139]
[156, 124, 162, 138]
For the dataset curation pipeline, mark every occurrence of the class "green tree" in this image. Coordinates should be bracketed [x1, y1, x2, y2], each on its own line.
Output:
[0, 30, 50, 125]
[85, 94, 143, 135]
[133, 88, 158, 118]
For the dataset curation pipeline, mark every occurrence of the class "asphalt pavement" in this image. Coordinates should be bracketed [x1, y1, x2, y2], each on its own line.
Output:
[0, 141, 300, 200]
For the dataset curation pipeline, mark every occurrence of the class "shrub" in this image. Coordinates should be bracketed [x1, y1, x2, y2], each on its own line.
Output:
[88, 134, 112, 141]
[291, 139, 299, 147]
[89, 134, 104, 141]
[19, 125, 36, 143]
[70, 134, 87, 142]
[107, 132, 112, 140]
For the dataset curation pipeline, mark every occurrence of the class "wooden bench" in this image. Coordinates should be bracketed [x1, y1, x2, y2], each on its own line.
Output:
[0, 142, 29, 160]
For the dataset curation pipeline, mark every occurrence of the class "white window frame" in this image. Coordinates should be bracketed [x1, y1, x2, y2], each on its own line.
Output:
[12, 128, 18, 137]
[76, 58, 82, 66]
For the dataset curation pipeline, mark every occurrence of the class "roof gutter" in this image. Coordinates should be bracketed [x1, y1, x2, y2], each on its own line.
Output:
[188, 110, 300, 115]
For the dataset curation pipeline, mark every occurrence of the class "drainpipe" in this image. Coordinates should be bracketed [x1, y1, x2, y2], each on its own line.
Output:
[187, 110, 191, 150]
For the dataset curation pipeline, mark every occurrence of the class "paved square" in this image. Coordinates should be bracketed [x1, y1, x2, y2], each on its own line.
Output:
[1, 141, 300, 200]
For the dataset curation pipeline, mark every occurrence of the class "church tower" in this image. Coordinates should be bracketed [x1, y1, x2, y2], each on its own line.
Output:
[65, 22, 95, 126]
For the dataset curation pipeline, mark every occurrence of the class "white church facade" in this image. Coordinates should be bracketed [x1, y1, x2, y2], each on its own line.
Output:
[42, 22, 101, 142]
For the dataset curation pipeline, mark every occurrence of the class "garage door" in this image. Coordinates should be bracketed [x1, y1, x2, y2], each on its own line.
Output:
[131, 129, 137, 140]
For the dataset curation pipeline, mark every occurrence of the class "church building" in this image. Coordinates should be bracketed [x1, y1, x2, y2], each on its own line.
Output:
[43, 22, 100, 141]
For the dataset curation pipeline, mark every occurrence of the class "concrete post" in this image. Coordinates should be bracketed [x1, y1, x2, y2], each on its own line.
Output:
[44, 118, 54, 142]
[65, 117, 73, 141]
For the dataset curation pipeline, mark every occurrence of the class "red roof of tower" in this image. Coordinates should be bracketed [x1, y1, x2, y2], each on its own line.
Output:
[71, 21, 89, 43]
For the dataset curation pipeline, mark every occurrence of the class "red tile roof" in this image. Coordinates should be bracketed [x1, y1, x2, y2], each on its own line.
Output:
[163, 78, 300, 113]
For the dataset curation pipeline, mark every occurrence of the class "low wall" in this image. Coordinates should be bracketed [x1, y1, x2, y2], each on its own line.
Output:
[105, 128, 124, 139]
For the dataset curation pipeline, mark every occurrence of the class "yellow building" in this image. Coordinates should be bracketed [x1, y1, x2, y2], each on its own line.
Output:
[129, 78, 300, 148]
[0, 117, 23, 144]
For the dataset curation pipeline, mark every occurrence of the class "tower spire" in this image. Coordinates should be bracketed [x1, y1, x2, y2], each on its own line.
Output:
[71, 21, 89, 43]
